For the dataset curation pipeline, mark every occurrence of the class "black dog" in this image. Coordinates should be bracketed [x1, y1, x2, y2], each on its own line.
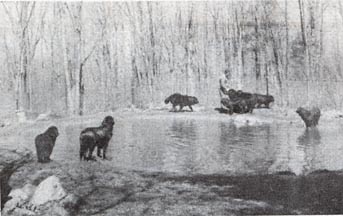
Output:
[35, 126, 59, 163]
[164, 93, 199, 112]
[235, 90, 257, 113]
[220, 98, 248, 114]
[219, 82, 257, 113]
[80, 116, 115, 161]
[255, 94, 274, 108]
[296, 107, 321, 128]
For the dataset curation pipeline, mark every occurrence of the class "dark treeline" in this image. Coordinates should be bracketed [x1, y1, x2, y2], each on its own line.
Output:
[1, 1, 343, 115]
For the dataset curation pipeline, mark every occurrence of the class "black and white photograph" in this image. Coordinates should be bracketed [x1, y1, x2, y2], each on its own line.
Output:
[1, 0, 343, 215]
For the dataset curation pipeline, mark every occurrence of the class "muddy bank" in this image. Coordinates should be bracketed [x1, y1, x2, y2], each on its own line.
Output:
[6, 159, 343, 215]
[153, 170, 343, 215]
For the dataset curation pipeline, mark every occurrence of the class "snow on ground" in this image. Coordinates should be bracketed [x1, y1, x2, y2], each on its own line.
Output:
[1, 105, 343, 133]
[0, 92, 342, 143]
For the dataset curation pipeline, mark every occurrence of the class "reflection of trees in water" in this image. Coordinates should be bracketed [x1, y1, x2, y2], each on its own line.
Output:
[218, 122, 276, 174]
[132, 120, 165, 170]
[229, 173, 343, 214]
[217, 122, 237, 173]
[169, 120, 197, 144]
[266, 124, 299, 174]
[166, 120, 198, 173]
[297, 128, 321, 145]
[297, 128, 322, 173]
[219, 122, 237, 145]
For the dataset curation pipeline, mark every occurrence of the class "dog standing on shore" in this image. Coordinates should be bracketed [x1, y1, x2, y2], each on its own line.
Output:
[35, 126, 59, 163]
[164, 93, 199, 112]
[79, 116, 115, 161]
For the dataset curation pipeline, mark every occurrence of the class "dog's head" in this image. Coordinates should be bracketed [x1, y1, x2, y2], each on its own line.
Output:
[102, 116, 115, 128]
[46, 126, 59, 138]
[228, 89, 238, 100]
[268, 95, 275, 102]
[189, 96, 199, 105]
[296, 107, 303, 114]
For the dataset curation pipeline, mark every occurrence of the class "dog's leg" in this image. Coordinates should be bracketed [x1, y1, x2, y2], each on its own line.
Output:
[103, 144, 108, 159]
[97, 147, 101, 157]
[87, 144, 96, 161]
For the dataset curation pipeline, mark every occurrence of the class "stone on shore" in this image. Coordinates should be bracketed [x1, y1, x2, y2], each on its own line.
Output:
[0, 148, 33, 209]
[31, 175, 67, 206]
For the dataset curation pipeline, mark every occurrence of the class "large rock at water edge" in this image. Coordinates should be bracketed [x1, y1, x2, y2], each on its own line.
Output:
[0, 148, 33, 209]
[31, 175, 67, 205]
[2, 184, 36, 215]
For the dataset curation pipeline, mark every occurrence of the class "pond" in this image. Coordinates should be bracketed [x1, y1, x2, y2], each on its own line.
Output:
[4, 114, 343, 214]
[47, 115, 343, 176]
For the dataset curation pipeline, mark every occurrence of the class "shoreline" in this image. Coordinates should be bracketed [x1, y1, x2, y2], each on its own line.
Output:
[5, 157, 343, 215]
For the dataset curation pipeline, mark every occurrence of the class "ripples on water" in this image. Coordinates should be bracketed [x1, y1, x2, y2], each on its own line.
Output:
[18, 117, 343, 176]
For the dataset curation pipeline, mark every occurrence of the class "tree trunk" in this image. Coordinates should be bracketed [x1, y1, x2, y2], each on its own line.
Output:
[235, 8, 243, 89]
[75, 5, 83, 115]
[16, 2, 32, 112]
[79, 65, 85, 116]
[298, 0, 310, 101]
[61, 22, 74, 115]
[285, 0, 290, 106]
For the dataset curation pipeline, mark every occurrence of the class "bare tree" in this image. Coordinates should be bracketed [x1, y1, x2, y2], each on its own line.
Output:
[2, 2, 44, 113]
[63, 2, 100, 115]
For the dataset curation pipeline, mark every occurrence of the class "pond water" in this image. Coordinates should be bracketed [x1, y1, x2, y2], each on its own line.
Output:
[46, 116, 343, 176]
[4, 115, 343, 215]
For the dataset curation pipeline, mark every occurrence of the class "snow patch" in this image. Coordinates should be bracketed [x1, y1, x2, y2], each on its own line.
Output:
[231, 114, 274, 127]
[321, 110, 343, 120]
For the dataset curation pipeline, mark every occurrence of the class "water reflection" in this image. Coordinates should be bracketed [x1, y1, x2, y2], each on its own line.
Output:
[43, 118, 343, 175]
[218, 123, 277, 174]
[297, 128, 322, 174]
[168, 120, 197, 145]
[297, 128, 321, 146]
[226, 171, 343, 214]
[164, 120, 198, 174]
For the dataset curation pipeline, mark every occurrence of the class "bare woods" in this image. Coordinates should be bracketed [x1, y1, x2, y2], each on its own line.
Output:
[1, 1, 343, 115]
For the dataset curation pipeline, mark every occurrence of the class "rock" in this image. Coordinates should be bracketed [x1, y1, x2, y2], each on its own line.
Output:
[3, 179, 78, 216]
[2, 184, 36, 216]
[22, 184, 36, 197]
[5, 208, 36, 216]
[31, 176, 67, 206]
[10, 184, 36, 200]
[50, 203, 69, 216]
[2, 195, 24, 214]
[9, 188, 29, 201]
[0, 148, 33, 209]
[61, 194, 81, 210]
[5, 184, 35, 204]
